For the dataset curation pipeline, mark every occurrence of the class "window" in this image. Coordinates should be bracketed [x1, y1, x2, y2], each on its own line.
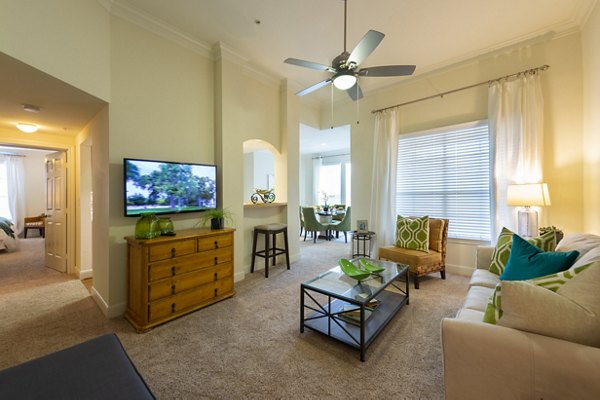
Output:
[0, 162, 10, 219]
[396, 121, 490, 241]
[317, 160, 351, 206]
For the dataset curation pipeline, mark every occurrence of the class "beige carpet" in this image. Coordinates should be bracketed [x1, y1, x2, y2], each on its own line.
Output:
[0, 236, 469, 399]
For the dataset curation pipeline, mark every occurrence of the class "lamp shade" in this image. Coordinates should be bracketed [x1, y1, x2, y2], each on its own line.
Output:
[507, 183, 551, 207]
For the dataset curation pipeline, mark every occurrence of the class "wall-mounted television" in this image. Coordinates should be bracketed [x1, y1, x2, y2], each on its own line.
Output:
[124, 158, 217, 217]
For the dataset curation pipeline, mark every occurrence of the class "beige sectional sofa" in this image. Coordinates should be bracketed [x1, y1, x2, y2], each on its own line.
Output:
[442, 233, 600, 400]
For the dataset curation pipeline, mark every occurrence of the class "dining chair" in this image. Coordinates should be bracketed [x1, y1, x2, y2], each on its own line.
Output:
[329, 206, 351, 242]
[301, 207, 329, 243]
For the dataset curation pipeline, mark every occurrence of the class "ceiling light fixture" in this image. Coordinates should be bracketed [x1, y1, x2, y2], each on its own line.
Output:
[16, 123, 39, 133]
[332, 71, 357, 90]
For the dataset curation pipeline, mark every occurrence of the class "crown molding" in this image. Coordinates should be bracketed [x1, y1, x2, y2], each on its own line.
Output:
[99, 0, 212, 59]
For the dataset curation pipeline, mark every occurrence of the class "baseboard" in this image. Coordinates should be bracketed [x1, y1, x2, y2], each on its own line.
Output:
[91, 287, 127, 318]
[79, 268, 93, 280]
[446, 263, 475, 277]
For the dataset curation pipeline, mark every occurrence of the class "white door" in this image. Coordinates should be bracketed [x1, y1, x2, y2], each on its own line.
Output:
[45, 151, 67, 272]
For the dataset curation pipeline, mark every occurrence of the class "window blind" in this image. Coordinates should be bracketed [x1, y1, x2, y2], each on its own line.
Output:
[396, 121, 491, 241]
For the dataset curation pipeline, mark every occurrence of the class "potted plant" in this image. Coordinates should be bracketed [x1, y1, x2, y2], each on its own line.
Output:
[0, 217, 15, 238]
[197, 208, 234, 230]
[539, 225, 564, 243]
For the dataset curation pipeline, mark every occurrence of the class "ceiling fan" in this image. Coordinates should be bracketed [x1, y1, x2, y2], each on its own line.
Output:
[284, 0, 416, 101]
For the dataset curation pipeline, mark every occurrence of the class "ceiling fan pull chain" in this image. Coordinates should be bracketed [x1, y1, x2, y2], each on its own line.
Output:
[331, 83, 334, 129]
[356, 84, 360, 125]
[343, 0, 347, 52]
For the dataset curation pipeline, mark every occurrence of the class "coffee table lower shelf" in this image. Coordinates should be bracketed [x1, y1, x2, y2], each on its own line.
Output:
[301, 288, 408, 361]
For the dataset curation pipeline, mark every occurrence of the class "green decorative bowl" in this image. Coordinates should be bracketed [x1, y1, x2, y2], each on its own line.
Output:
[338, 258, 371, 281]
[359, 258, 385, 273]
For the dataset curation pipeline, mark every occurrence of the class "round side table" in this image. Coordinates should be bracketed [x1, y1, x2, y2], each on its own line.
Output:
[351, 231, 376, 258]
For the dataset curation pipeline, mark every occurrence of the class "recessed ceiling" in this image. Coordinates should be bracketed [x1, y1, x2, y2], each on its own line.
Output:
[112, 0, 596, 101]
[300, 124, 350, 155]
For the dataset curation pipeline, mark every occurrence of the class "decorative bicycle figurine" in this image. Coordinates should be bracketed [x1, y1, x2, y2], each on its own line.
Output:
[251, 188, 276, 204]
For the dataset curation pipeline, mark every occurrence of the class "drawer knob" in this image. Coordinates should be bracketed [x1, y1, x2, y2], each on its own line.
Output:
[171, 303, 176, 313]
[214, 256, 218, 265]
[171, 284, 176, 295]
[171, 266, 176, 276]
[214, 240, 219, 249]
[214, 288, 218, 297]
[171, 248, 176, 258]
[214, 272, 218, 281]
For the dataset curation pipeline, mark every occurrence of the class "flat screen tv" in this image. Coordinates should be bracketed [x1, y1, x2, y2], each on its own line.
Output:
[124, 158, 217, 217]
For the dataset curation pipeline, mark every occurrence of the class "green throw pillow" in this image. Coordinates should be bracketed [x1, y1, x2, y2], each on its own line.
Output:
[488, 228, 556, 275]
[483, 261, 594, 325]
[499, 234, 579, 281]
[395, 215, 429, 253]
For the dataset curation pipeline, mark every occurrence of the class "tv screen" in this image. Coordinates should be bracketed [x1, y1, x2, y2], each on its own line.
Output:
[124, 158, 217, 217]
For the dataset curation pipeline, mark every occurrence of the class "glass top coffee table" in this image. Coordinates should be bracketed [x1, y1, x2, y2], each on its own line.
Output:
[300, 258, 409, 361]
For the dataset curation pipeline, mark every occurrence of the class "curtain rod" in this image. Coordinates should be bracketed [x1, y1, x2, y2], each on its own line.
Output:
[0, 152, 25, 157]
[311, 153, 350, 160]
[371, 64, 550, 114]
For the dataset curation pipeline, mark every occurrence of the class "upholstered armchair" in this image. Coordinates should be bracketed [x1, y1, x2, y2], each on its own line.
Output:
[378, 218, 449, 289]
[301, 207, 328, 243]
[329, 206, 351, 242]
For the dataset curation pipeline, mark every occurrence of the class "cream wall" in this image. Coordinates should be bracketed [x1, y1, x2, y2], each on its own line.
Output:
[105, 16, 215, 315]
[582, 1, 600, 234]
[0, 0, 110, 101]
[322, 33, 586, 274]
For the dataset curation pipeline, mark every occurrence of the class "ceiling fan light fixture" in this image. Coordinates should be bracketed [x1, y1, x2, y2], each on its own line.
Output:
[333, 73, 357, 90]
[16, 122, 39, 133]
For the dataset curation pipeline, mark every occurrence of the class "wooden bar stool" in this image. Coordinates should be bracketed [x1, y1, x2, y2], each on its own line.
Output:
[251, 223, 290, 278]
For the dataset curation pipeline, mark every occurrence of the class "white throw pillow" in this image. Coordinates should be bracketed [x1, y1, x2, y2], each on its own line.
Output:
[497, 261, 600, 347]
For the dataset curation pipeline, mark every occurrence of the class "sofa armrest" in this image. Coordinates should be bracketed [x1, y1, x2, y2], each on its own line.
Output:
[476, 245, 494, 269]
[441, 318, 600, 400]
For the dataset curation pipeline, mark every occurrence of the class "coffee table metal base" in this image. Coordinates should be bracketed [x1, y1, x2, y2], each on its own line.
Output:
[300, 272, 409, 361]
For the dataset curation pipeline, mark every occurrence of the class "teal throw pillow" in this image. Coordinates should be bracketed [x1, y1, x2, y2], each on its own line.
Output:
[395, 215, 429, 253]
[488, 228, 556, 276]
[499, 234, 579, 281]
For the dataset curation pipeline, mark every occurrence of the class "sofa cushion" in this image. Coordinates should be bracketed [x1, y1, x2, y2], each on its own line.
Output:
[500, 234, 579, 281]
[463, 285, 494, 312]
[395, 215, 429, 253]
[455, 307, 485, 322]
[488, 228, 556, 275]
[469, 269, 501, 289]
[483, 261, 600, 347]
[428, 218, 446, 252]
[379, 246, 441, 267]
[571, 246, 600, 269]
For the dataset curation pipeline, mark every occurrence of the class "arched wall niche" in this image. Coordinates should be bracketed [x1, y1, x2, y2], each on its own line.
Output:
[242, 139, 282, 204]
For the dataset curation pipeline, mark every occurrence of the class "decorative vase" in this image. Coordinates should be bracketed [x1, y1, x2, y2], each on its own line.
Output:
[135, 213, 161, 239]
[158, 217, 175, 236]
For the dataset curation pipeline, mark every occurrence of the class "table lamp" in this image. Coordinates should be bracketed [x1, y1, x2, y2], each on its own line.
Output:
[506, 183, 551, 237]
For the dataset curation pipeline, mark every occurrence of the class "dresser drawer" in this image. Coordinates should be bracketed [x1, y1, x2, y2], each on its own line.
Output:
[198, 234, 233, 252]
[148, 263, 233, 301]
[148, 239, 196, 262]
[149, 278, 234, 322]
[148, 247, 232, 282]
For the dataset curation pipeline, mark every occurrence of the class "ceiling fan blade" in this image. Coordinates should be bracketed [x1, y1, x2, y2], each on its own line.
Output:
[358, 65, 416, 77]
[296, 79, 332, 96]
[284, 58, 336, 72]
[347, 30, 385, 66]
[346, 83, 363, 101]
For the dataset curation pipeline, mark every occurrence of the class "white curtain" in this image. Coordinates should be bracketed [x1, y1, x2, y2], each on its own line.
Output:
[489, 73, 544, 238]
[370, 109, 400, 254]
[312, 157, 322, 206]
[0, 155, 26, 235]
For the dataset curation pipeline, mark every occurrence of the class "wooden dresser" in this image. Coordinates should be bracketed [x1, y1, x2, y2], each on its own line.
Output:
[124, 228, 235, 332]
